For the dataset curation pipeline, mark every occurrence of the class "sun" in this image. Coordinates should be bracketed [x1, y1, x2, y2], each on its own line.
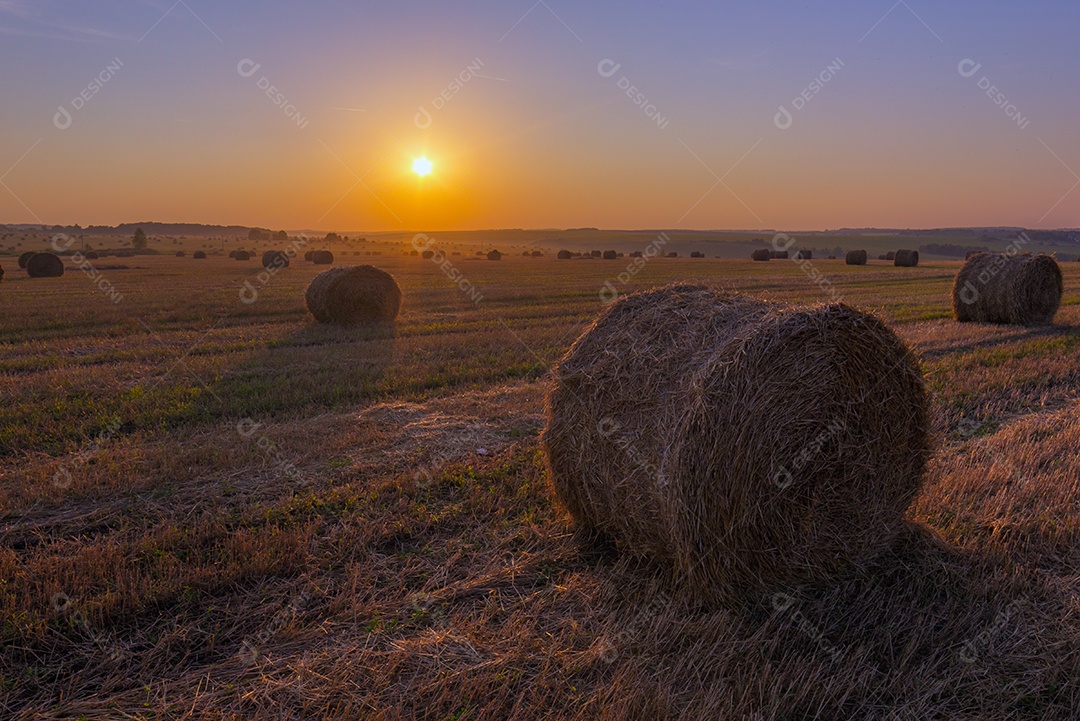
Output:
[412, 156, 433, 177]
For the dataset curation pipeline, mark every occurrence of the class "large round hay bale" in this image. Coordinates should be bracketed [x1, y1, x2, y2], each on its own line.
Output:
[304, 265, 401, 324]
[193, 250, 207, 259]
[304, 250, 315, 261]
[542, 284, 929, 606]
[487, 250, 502, 260]
[878, 254, 888, 260]
[795, 250, 812, 260]
[751, 249, 771, 261]
[770, 250, 789, 259]
[262, 250, 289, 269]
[894, 249, 919, 267]
[531, 250, 543, 257]
[26, 252, 64, 277]
[590, 250, 602, 258]
[602, 250, 617, 260]
[17, 251, 35, 269]
[0, 264, 4, 282]
[886, 251, 896, 261]
[690, 251, 705, 258]
[234, 250, 250, 261]
[952, 252, 1062, 325]
[176, 251, 186, 257]
[84, 251, 99, 260]
[313, 250, 334, 265]
[845, 249, 868, 265]
[557, 250, 571, 259]
[422, 250, 435, 260]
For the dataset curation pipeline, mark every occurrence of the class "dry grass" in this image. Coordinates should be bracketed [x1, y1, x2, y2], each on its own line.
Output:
[1, 256, 1078, 719]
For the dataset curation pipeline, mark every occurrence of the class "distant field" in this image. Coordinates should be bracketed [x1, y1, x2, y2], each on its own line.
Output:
[2, 254, 1079, 718]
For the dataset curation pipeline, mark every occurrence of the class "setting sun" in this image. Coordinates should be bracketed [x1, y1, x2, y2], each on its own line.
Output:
[412, 156, 433, 177]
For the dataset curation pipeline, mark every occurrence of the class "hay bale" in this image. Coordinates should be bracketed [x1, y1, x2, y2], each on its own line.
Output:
[770, 250, 788, 259]
[262, 250, 289, 269]
[590, 250, 601, 258]
[952, 252, 1062, 325]
[666, 252, 678, 258]
[966, 250, 982, 260]
[846, 250, 868, 265]
[313, 250, 334, 265]
[26, 252, 64, 277]
[532, 251, 542, 257]
[0, 264, 4, 282]
[487, 250, 502, 261]
[422, 250, 435, 260]
[691, 251, 705, 258]
[305, 265, 402, 324]
[894, 249, 919, 267]
[234, 250, 250, 261]
[84, 251, 99, 260]
[886, 251, 896, 261]
[878, 254, 888, 260]
[304, 250, 315, 261]
[542, 284, 929, 605]
[602, 250, 617, 260]
[629, 251, 643, 258]
[557, 250, 572, 259]
[193, 250, 207, 259]
[751, 249, 771, 261]
[17, 251, 35, 269]
[176, 251, 186, 257]
[795, 250, 812, 260]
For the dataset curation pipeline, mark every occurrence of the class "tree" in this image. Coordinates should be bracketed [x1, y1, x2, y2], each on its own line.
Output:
[275, 230, 288, 240]
[133, 227, 148, 251]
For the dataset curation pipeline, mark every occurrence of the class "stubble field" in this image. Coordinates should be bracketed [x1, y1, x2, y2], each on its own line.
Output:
[2, 253, 1079, 719]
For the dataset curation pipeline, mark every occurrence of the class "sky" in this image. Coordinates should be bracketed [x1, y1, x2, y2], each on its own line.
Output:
[2, 1, 1080, 232]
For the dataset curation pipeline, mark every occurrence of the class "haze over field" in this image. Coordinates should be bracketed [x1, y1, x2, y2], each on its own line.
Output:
[2, 1, 1080, 231]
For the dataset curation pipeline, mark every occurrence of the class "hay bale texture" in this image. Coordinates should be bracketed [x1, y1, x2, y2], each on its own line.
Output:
[262, 250, 289, 269]
[313, 250, 334, 265]
[26, 252, 64, 277]
[751, 249, 771, 261]
[952, 252, 1062, 325]
[846, 250, 868, 266]
[795, 250, 812, 260]
[542, 284, 929, 605]
[603, 250, 617, 260]
[305, 265, 401, 325]
[557, 250, 571, 259]
[894, 250, 918, 267]
[771, 250, 789, 259]
[193, 250, 206, 259]
[18, 251, 35, 269]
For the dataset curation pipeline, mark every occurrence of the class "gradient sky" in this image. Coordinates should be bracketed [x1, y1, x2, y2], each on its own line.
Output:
[2, 1, 1079, 231]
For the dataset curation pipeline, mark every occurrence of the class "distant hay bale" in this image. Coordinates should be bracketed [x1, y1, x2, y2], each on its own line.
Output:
[26, 252, 64, 277]
[629, 251, 643, 258]
[690, 251, 705, 258]
[886, 251, 896, 261]
[952, 252, 1062, 325]
[262, 250, 289, 269]
[0, 264, 4, 282]
[532, 250, 542, 257]
[18, 251, 35, 269]
[770, 250, 788, 259]
[543, 284, 929, 605]
[666, 252, 678, 258]
[557, 250, 572, 259]
[751, 249, 771, 261]
[590, 250, 601, 258]
[193, 250, 207, 259]
[234, 250, 250, 261]
[602, 250, 617, 259]
[305, 265, 402, 324]
[313, 250, 334, 265]
[304, 250, 315, 261]
[878, 254, 888, 260]
[83, 251, 99, 260]
[423, 250, 436, 259]
[894, 250, 919, 267]
[846, 250, 868, 265]
[176, 251, 186, 257]
[795, 250, 812, 260]
[487, 250, 502, 260]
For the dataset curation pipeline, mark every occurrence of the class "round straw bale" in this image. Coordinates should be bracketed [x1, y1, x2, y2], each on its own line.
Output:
[886, 251, 896, 261]
[234, 250, 250, 260]
[262, 250, 289, 269]
[304, 250, 315, 261]
[751, 249, 771, 261]
[878, 254, 888, 260]
[690, 251, 705, 258]
[770, 250, 789, 259]
[176, 251, 186, 257]
[487, 250, 502, 260]
[894, 249, 919, 267]
[84, 251, 99, 260]
[305, 265, 401, 324]
[193, 250, 206, 259]
[0, 264, 4, 282]
[18, 251, 35, 269]
[602, 250, 617, 259]
[26, 252, 64, 277]
[532, 250, 543, 257]
[542, 284, 929, 605]
[666, 252, 678, 258]
[557, 250, 572, 259]
[952, 252, 1062, 325]
[313, 250, 334, 265]
[795, 250, 812, 260]
[423, 250, 435, 259]
[590, 250, 601, 258]
[845, 250, 868, 265]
